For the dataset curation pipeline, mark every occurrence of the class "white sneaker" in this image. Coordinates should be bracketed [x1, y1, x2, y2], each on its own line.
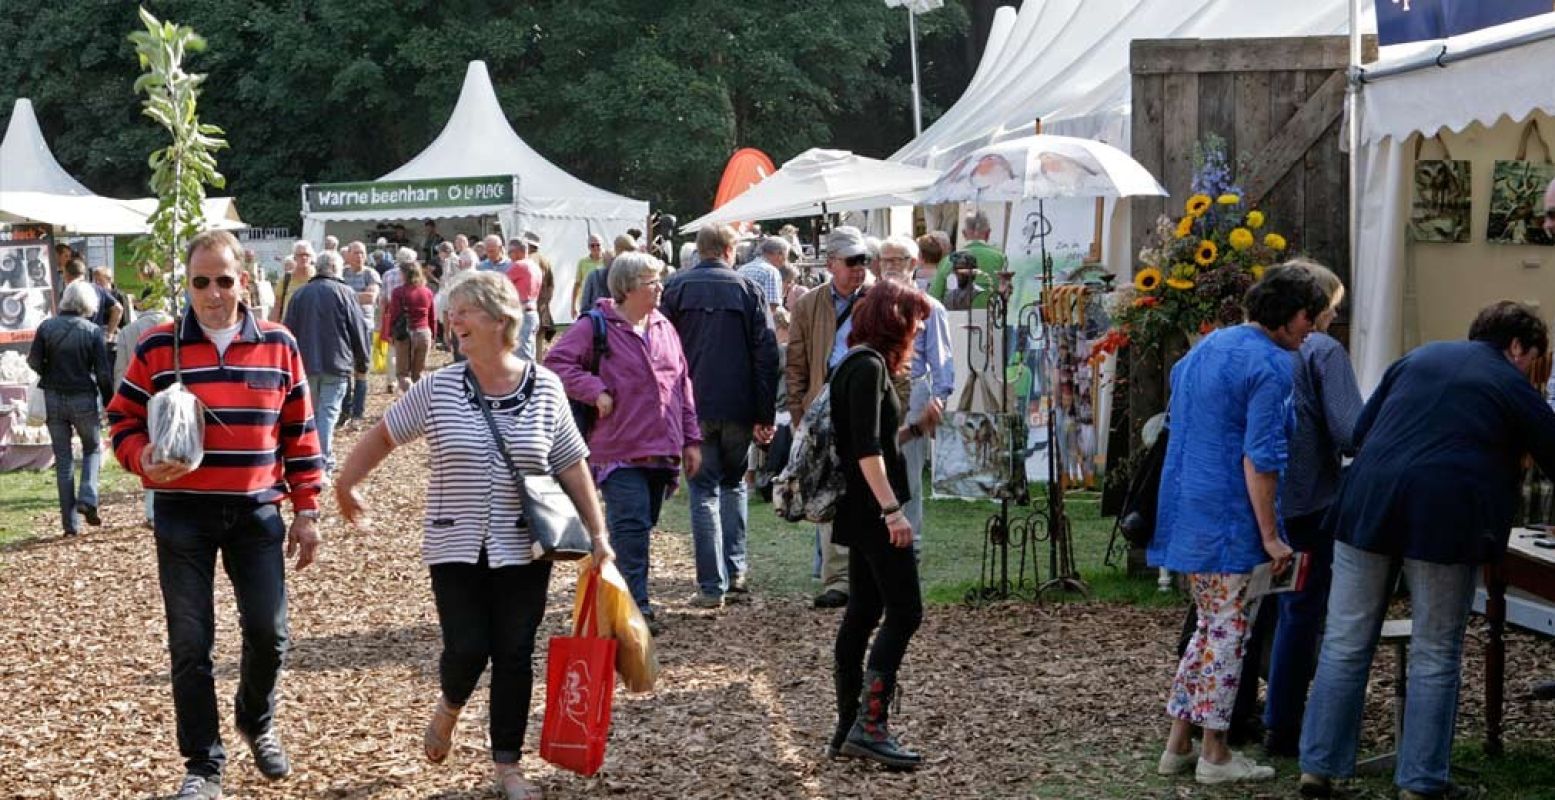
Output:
[1195, 751, 1275, 784]
[1157, 746, 1199, 776]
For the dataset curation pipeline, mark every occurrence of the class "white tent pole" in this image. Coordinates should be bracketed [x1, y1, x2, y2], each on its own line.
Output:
[908, 8, 923, 137]
[1348, 0, 1361, 325]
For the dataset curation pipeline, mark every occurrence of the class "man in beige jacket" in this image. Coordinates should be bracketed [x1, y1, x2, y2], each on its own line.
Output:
[786, 226, 875, 608]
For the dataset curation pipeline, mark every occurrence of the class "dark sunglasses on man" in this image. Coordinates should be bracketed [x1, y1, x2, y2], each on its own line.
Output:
[843, 253, 872, 268]
[190, 275, 236, 290]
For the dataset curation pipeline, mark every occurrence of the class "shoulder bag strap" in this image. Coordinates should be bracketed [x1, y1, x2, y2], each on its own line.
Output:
[465, 364, 526, 488]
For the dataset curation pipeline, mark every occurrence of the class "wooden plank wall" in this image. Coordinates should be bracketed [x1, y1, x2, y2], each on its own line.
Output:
[1126, 36, 1377, 442]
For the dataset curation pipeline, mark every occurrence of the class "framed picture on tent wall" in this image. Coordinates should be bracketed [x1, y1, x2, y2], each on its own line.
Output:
[1487, 121, 1555, 246]
[1408, 136, 1471, 244]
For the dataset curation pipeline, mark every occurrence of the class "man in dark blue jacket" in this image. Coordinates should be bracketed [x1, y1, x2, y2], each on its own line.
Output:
[282, 250, 368, 473]
[660, 223, 780, 608]
[1300, 301, 1555, 800]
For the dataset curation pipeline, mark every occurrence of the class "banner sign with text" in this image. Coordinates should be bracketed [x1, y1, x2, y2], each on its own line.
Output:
[1376, 0, 1554, 46]
[303, 175, 515, 213]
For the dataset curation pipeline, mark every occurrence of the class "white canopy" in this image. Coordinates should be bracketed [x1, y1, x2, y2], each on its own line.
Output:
[1351, 13, 1555, 391]
[892, 0, 1375, 170]
[0, 99, 149, 235]
[680, 149, 940, 233]
[124, 197, 247, 231]
[303, 61, 649, 322]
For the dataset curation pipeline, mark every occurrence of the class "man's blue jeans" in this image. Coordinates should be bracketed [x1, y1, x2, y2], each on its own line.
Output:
[689, 420, 750, 597]
[45, 390, 101, 534]
[1300, 540, 1477, 795]
[153, 496, 289, 778]
[602, 467, 673, 613]
[309, 374, 350, 471]
[343, 372, 368, 420]
[1263, 508, 1335, 751]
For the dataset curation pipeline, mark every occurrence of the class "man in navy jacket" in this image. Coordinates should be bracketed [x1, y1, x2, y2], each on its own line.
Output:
[660, 224, 779, 608]
[1300, 300, 1555, 799]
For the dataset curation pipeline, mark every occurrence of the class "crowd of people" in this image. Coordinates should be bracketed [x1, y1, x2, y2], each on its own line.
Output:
[24, 184, 1555, 800]
[1146, 184, 1555, 800]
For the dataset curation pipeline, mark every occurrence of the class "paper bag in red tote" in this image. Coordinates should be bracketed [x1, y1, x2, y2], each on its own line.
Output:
[539, 567, 618, 776]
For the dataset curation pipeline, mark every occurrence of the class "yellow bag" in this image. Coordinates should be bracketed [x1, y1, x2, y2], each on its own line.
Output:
[371, 333, 389, 374]
[572, 556, 660, 693]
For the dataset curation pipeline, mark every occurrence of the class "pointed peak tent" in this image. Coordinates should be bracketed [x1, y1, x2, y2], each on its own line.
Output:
[0, 99, 149, 235]
[301, 60, 648, 322]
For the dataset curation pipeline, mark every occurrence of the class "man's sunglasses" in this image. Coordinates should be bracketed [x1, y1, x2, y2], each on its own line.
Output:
[843, 254, 873, 268]
[190, 275, 236, 290]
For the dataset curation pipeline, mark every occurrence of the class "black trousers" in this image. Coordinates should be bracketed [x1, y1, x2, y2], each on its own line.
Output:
[428, 552, 551, 763]
[154, 496, 289, 778]
[834, 531, 924, 682]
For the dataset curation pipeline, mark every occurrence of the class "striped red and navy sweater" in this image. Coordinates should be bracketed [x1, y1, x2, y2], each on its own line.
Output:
[107, 306, 324, 511]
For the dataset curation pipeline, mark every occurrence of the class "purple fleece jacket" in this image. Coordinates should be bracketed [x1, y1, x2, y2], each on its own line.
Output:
[544, 299, 702, 465]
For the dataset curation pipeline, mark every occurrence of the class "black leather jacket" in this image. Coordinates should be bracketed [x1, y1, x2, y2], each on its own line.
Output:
[27, 312, 113, 406]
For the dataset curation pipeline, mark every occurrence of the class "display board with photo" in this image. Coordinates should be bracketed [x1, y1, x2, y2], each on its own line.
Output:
[0, 237, 55, 348]
[1487, 123, 1555, 246]
[1409, 158, 1472, 243]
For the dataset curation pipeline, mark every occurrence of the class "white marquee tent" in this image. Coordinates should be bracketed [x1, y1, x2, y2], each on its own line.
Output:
[124, 197, 247, 232]
[0, 99, 148, 235]
[1351, 12, 1555, 392]
[892, 0, 1377, 171]
[301, 61, 649, 323]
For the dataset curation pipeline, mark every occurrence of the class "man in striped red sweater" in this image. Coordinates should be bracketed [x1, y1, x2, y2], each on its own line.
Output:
[108, 230, 323, 800]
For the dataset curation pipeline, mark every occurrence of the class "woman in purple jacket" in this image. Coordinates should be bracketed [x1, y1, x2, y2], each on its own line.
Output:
[545, 252, 702, 630]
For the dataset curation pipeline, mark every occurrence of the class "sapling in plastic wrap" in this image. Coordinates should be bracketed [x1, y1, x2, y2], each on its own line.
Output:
[147, 382, 205, 469]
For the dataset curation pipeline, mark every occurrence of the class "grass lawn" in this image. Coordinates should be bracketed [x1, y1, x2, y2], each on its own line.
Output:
[0, 457, 139, 546]
[657, 483, 1180, 609]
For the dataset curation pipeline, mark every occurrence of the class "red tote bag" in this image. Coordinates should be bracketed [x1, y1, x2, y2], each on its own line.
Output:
[539, 567, 618, 776]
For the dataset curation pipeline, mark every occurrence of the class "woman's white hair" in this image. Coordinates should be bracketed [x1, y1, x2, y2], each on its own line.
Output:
[396, 246, 419, 266]
[446, 271, 523, 349]
[607, 252, 664, 302]
[59, 280, 100, 317]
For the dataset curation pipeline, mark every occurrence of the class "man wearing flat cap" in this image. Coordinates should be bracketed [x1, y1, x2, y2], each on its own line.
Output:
[787, 226, 877, 608]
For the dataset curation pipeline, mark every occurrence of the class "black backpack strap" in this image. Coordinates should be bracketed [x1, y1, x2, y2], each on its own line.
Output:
[587, 309, 609, 374]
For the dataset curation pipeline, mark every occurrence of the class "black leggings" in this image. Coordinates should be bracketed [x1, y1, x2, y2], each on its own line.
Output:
[429, 553, 552, 763]
[834, 533, 924, 680]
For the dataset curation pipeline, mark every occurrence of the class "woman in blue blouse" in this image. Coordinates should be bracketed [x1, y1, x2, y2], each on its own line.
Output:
[1150, 265, 1329, 785]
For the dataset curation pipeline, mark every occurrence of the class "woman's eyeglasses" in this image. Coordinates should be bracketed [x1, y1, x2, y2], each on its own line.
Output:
[190, 275, 236, 290]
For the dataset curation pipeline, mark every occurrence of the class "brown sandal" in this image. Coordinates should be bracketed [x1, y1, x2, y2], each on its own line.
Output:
[423, 696, 461, 763]
[494, 764, 544, 800]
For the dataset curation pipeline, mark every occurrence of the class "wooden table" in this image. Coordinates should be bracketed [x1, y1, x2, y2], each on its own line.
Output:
[1484, 527, 1555, 755]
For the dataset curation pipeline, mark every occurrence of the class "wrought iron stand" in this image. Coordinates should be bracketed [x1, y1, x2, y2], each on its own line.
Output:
[967, 198, 1090, 603]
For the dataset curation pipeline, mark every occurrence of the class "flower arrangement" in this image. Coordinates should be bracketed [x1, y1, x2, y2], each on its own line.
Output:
[1103, 136, 1290, 359]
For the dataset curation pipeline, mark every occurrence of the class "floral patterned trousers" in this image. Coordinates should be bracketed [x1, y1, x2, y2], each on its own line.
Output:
[1167, 572, 1263, 730]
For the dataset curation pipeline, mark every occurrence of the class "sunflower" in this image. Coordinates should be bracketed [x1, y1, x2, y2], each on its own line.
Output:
[1193, 240, 1218, 266]
[1217, 193, 1241, 206]
[1174, 216, 1194, 239]
[1228, 227, 1254, 252]
[1166, 276, 1195, 290]
[1186, 194, 1212, 217]
[1134, 267, 1163, 292]
[1250, 264, 1266, 281]
[1246, 210, 1265, 230]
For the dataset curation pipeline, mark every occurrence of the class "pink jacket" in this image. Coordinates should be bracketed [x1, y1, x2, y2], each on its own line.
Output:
[543, 299, 701, 464]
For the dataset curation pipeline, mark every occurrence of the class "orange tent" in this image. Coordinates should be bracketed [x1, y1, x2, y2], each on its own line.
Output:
[712, 148, 776, 209]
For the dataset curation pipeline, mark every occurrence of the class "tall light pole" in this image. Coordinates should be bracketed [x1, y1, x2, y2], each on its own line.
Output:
[886, 0, 943, 137]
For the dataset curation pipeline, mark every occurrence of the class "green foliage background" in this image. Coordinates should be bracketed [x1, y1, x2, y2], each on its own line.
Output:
[0, 0, 976, 229]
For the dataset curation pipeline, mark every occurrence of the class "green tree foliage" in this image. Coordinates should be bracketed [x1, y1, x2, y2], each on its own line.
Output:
[0, 1, 970, 229]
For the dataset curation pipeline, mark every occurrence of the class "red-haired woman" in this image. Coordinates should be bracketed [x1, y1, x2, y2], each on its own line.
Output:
[827, 278, 933, 771]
